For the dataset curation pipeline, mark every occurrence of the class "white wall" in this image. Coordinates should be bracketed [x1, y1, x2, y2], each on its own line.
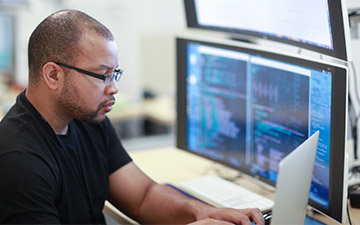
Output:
[348, 0, 360, 9]
[13, 0, 62, 87]
[12, 0, 186, 102]
[347, 0, 360, 165]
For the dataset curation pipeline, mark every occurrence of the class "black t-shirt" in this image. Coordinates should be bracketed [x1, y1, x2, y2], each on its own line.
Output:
[0, 91, 132, 224]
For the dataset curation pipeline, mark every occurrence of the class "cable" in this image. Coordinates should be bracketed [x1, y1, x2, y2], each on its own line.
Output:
[347, 201, 353, 225]
[349, 95, 359, 160]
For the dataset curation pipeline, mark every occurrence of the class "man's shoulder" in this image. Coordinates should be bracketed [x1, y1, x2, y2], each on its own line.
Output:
[0, 99, 59, 164]
[0, 107, 41, 151]
[0, 92, 37, 134]
[0, 119, 61, 189]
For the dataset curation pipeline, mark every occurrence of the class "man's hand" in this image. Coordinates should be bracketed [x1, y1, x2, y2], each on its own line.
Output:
[195, 207, 264, 225]
[189, 218, 235, 225]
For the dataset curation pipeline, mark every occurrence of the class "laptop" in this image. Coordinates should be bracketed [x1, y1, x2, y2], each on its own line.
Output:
[270, 131, 319, 225]
[174, 131, 320, 224]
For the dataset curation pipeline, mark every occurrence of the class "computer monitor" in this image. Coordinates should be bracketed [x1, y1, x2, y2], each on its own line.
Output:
[176, 35, 348, 223]
[0, 13, 15, 77]
[184, 0, 351, 61]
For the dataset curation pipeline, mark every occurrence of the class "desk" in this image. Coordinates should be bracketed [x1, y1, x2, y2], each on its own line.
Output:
[106, 96, 175, 138]
[107, 96, 175, 127]
[105, 146, 360, 225]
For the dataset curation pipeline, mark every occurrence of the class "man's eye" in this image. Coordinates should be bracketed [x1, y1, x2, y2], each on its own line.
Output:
[102, 70, 113, 76]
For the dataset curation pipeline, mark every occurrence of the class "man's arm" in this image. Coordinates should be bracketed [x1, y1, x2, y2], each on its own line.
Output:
[108, 162, 264, 225]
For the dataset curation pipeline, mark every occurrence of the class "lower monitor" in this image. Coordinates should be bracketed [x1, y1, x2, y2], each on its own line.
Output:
[176, 35, 348, 223]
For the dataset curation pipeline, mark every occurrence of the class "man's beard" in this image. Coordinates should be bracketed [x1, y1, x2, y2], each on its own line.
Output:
[59, 78, 110, 124]
[78, 101, 107, 124]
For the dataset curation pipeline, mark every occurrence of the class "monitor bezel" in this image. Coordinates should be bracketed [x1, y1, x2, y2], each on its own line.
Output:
[176, 35, 348, 223]
[183, 0, 351, 61]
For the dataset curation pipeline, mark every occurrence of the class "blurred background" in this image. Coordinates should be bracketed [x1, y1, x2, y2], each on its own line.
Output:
[2, 0, 360, 151]
[0, 0, 190, 149]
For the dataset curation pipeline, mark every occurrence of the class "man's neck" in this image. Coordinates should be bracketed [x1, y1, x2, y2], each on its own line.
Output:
[25, 87, 70, 135]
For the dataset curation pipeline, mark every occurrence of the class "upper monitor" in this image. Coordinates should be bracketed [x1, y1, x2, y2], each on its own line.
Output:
[176, 35, 348, 223]
[184, 0, 351, 61]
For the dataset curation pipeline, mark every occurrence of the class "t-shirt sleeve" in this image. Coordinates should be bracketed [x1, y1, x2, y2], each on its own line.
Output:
[103, 117, 132, 174]
[0, 151, 60, 224]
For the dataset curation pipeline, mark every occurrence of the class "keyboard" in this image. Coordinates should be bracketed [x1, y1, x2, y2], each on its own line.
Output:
[180, 175, 274, 212]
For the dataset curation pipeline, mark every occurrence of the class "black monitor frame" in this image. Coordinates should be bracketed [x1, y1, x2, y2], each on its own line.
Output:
[184, 0, 351, 61]
[176, 35, 348, 223]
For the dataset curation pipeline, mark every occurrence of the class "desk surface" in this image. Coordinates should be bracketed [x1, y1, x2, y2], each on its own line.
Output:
[106, 146, 360, 225]
[107, 96, 175, 126]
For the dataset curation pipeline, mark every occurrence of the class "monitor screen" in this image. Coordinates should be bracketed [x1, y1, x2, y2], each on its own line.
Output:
[176, 36, 348, 223]
[0, 13, 15, 76]
[184, 0, 351, 61]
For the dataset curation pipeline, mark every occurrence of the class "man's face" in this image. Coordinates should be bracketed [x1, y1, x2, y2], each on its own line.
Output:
[58, 31, 119, 124]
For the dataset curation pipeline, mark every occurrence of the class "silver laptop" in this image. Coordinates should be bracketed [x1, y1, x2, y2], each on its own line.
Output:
[270, 131, 319, 225]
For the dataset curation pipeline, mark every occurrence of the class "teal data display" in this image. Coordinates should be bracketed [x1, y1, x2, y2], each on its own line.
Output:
[186, 42, 332, 207]
[177, 37, 347, 223]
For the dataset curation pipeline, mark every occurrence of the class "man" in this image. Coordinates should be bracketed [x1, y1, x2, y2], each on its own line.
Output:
[0, 10, 264, 224]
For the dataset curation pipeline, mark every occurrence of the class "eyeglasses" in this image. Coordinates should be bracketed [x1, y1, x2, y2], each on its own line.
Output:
[55, 62, 123, 84]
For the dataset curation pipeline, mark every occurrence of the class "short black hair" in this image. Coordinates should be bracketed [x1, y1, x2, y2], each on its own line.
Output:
[28, 10, 114, 83]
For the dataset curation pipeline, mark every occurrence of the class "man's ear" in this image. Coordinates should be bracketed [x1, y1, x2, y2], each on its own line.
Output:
[42, 62, 63, 90]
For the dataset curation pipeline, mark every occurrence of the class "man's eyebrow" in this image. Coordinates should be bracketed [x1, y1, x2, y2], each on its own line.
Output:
[92, 64, 116, 71]
[99, 64, 114, 70]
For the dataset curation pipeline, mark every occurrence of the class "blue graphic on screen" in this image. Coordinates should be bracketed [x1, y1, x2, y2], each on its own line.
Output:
[186, 42, 332, 208]
[309, 71, 332, 207]
[187, 44, 248, 163]
[250, 61, 310, 182]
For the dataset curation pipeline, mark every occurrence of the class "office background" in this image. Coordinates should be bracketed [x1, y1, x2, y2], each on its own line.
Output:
[2, 0, 186, 101]
[0, 0, 358, 147]
[0, 0, 190, 148]
[2, 0, 360, 156]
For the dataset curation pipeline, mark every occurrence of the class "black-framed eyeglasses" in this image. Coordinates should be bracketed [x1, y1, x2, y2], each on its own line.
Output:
[55, 62, 123, 84]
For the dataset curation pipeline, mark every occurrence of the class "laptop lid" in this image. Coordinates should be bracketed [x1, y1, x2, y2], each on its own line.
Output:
[270, 131, 320, 225]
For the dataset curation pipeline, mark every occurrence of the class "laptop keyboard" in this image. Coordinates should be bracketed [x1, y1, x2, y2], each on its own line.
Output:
[180, 175, 274, 212]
